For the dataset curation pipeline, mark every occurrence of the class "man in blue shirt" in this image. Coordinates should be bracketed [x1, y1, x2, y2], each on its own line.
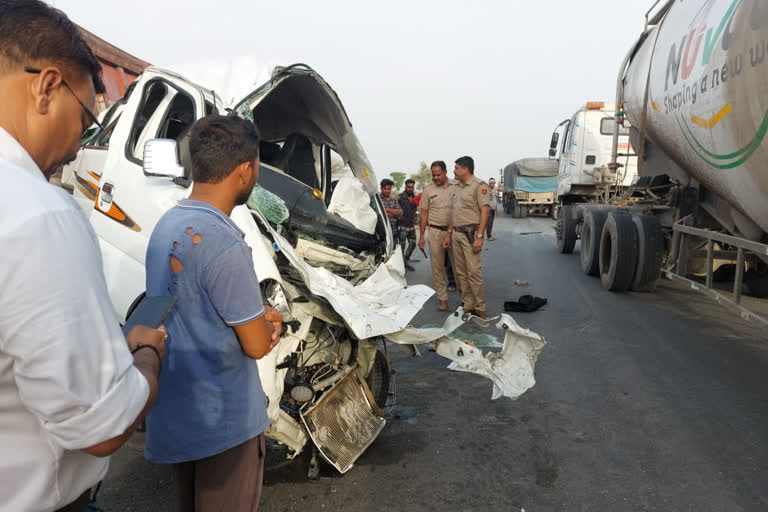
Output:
[145, 115, 282, 511]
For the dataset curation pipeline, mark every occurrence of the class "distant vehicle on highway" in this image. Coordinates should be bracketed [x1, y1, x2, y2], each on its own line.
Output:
[502, 158, 558, 218]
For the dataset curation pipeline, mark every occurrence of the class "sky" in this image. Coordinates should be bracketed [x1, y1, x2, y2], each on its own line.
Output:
[54, 0, 653, 183]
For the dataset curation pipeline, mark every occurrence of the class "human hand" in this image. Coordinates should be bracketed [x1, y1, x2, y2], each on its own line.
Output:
[442, 236, 451, 249]
[264, 306, 283, 346]
[418, 237, 426, 251]
[126, 325, 167, 359]
[472, 238, 483, 254]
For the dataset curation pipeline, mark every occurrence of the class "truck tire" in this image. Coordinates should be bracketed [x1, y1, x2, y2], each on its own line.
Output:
[599, 212, 638, 291]
[556, 204, 577, 254]
[521, 206, 529, 218]
[631, 215, 664, 292]
[580, 209, 607, 276]
[365, 348, 391, 410]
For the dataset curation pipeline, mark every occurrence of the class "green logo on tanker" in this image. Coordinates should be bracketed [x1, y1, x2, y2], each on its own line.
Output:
[663, 0, 768, 169]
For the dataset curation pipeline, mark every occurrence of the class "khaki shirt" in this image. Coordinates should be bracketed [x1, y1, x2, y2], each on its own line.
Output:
[452, 176, 491, 226]
[419, 180, 457, 227]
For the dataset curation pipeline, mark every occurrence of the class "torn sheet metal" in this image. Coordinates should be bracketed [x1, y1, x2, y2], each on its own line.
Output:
[385, 309, 546, 400]
[252, 209, 434, 339]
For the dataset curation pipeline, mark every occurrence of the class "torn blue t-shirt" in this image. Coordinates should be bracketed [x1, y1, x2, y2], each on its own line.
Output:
[144, 199, 268, 463]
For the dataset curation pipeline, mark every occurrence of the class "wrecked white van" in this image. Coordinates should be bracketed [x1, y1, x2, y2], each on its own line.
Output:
[66, 60, 433, 475]
[65, 59, 545, 476]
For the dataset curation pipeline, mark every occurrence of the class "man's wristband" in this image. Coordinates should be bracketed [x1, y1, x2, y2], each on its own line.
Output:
[132, 344, 162, 375]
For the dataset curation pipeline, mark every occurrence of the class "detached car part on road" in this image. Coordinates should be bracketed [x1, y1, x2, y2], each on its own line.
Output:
[62, 59, 544, 475]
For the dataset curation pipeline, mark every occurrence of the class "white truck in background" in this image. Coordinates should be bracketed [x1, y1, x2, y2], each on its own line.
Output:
[554, 0, 768, 324]
[548, 101, 638, 215]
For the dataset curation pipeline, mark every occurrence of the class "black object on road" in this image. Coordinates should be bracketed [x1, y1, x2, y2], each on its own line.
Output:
[504, 295, 547, 313]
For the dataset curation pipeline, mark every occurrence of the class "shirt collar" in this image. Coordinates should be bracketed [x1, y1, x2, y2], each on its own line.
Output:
[177, 199, 245, 237]
[0, 125, 45, 181]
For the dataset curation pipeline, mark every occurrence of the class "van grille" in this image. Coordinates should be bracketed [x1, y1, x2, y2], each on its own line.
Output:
[301, 369, 385, 473]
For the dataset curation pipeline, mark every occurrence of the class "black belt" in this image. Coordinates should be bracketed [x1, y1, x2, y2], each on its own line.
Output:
[429, 224, 449, 231]
[454, 225, 475, 234]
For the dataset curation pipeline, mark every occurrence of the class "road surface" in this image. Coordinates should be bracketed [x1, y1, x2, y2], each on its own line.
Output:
[99, 214, 768, 511]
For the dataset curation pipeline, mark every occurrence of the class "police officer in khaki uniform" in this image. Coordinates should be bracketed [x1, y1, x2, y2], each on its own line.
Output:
[442, 156, 490, 319]
[418, 161, 458, 311]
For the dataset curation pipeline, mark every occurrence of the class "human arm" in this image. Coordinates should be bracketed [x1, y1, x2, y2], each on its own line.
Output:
[473, 205, 490, 253]
[233, 306, 283, 359]
[418, 206, 429, 250]
[385, 206, 403, 218]
[205, 242, 282, 359]
[81, 325, 165, 456]
[0, 209, 159, 458]
[442, 223, 453, 249]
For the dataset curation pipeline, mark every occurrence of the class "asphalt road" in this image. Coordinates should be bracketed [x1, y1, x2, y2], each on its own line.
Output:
[100, 214, 768, 511]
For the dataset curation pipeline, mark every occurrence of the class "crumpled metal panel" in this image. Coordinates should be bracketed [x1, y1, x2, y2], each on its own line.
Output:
[301, 369, 385, 473]
[385, 308, 546, 400]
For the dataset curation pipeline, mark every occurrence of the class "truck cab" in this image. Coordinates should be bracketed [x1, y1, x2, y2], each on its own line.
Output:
[548, 102, 637, 204]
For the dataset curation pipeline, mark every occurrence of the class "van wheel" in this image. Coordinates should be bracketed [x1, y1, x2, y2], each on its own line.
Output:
[580, 209, 607, 275]
[365, 348, 391, 410]
[556, 204, 577, 254]
[599, 212, 638, 291]
[631, 215, 664, 292]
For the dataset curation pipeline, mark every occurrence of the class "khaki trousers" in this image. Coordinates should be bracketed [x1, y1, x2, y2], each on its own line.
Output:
[427, 227, 452, 301]
[450, 231, 486, 313]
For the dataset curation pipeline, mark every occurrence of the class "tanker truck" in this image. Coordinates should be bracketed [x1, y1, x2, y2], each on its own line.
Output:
[548, 102, 638, 212]
[555, 0, 768, 324]
[502, 158, 558, 218]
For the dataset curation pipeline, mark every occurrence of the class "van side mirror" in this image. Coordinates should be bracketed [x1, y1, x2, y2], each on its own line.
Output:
[143, 139, 188, 185]
[548, 148, 557, 158]
[549, 132, 560, 150]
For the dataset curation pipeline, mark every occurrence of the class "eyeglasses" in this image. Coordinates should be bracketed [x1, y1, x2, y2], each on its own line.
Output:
[25, 67, 104, 132]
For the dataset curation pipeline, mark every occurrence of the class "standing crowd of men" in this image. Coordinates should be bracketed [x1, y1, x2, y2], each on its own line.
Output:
[384, 158, 496, 319]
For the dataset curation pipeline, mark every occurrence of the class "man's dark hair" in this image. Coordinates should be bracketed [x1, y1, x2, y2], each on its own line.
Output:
[0, 0, 105, 93]
[380, 178, 394, 188]
[189, 115, 261, 184]
[430, 160, 447, 172]
[455, 156, 475, 174]
[405, 179, 415, 186]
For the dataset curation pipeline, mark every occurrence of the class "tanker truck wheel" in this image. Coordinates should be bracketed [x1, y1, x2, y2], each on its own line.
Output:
[580, 209, 607, 276]
[599, 212, 638, 291]
[556, 204, 577, 254]
[630, 215, 664, 292]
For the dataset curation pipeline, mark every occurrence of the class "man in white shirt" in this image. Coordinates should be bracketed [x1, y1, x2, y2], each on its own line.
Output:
[0, 2, 166, 511]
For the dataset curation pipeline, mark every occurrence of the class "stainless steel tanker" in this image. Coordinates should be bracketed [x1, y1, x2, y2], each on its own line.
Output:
[621, 0, 768, 239]
[554, 0, 768, 322]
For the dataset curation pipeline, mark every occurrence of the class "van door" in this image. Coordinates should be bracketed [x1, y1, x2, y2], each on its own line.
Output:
[89, 72, 206, 320]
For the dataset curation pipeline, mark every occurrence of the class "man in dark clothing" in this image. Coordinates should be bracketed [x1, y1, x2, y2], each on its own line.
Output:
[398, 179, 418, 270]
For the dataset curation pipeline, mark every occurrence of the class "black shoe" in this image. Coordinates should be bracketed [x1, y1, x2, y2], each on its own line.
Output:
[405, 263, 415, 272]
